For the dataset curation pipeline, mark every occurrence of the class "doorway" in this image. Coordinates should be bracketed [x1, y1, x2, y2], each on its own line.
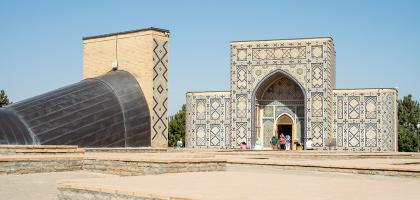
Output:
[278, 124, 292, 139]
[276, 114, 295, 150]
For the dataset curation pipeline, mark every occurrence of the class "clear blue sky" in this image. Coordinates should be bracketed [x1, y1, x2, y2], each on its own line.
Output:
[1, 0, 419, 115]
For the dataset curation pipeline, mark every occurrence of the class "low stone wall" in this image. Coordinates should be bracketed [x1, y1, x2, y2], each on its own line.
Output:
[57, 183, 194, 200]
[0, 157, 83, 175]
[228, 163, 420, 178]
[0, 145, 83, 155]
[83, 157, 226, 176]
[83, 147, 167, 153]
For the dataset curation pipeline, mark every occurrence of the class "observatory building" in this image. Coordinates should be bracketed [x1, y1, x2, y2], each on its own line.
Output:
[0, 28, 169, 147]
[186, 37, 398, 152]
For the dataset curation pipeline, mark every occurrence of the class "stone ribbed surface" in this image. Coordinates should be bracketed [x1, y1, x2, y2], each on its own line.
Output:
[0, 70, 150, 147]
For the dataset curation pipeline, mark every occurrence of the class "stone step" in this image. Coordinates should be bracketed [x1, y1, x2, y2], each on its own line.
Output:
[15, 149, 85, 154]
[83, 147, 166, 153]
[0, 145, 82, 155]
[0, 145, 78, 149]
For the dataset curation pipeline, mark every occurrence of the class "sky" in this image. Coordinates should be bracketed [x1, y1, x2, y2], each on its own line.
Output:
[0, 0, 419, 115]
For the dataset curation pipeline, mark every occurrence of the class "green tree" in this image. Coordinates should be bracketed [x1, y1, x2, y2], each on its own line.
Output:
[0, 89, 11, 107]
[398, 95, 420, 152]
[168, 104, 186, 147]
[398, 125, 417, 152]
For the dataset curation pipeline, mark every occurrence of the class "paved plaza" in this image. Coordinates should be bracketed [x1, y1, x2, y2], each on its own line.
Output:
[0, 171, 115, 200]
[1, 148, 420, 199]
[1, 165, 420, 200]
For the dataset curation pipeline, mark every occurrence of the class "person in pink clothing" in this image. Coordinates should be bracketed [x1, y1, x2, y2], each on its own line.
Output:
[240, 142, 247, 150]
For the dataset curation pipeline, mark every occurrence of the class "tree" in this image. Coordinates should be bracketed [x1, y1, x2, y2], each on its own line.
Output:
[168, 104, 186, 147]
[398, 95, 420, 152]
[0, 89, 11, 107]
[398, 125, 418, 152]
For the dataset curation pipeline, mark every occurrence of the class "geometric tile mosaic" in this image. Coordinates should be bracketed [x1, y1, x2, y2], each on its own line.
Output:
[311, 122, 323, 147]
[311, 63, 323, 88]
[152, 38, 169, 146]
[236, 94, 247, 118]
[263, 119, 274, 148]
[237, 49, 247, 61]
[236, 122, 247, 145]
[365, 96, 377, 119]
[186, 92, 230, 148]
[365, 123, 377, 147]
[186, 37, 397, 152]
[348, 123, 360, 147]
[332, 89, 397, 152]
[263, 106, 274, 118]
[252, 47, 306, 61]
[311, 92, 323, 117]
[225, 125, 231, 147]
[348, 96, 360, 119]
[261, 76, 304, 100]
[225, 98, 231, 120]
[311, 45, 323, 59]
[337, 96, 343, 119]
[196, 99, 206, 120]
[196, 124, 206, 146]
[210, 124, 221, 146]
[337, 123, 343, 147]
[210, 98, 222, 120]
[237, 65, 247, 89]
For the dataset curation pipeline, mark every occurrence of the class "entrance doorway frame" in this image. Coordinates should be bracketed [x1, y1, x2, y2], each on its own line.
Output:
[275, 113, 296, 150]
[250, 69, 307, 148]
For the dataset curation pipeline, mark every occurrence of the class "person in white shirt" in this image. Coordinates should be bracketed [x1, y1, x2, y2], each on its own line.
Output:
[305, 138, 313, 150]
[254, 137, 263, 150]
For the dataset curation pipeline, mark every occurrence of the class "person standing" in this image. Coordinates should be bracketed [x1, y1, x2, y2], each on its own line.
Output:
[279, 133, 286, 150]
[270, 136, 278, 150]
[305, 138, 313, 150]
[176, 139, 183, 148]
[285, 134, 291, 150]
[240, 142, 248, 150]
[254, 137, 263, 150]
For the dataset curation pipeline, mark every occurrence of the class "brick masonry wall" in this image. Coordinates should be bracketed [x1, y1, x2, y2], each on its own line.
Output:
[57, 187, 189, 200]
[83, 159, 226, 176]
[83, 30, 169, 147]
[0, 159, 83, 175]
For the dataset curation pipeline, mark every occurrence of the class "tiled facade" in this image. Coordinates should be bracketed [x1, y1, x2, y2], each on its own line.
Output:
[333, 89, 398, 152]
[186, 92, 231, 148]
[186, 38, 398, 152]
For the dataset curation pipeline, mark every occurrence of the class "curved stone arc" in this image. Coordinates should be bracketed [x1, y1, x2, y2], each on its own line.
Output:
[250, 68, 307, 147]
[0, 109, 33, 145]
[91, 70, 151, 147]
[0, 70, 150, 147]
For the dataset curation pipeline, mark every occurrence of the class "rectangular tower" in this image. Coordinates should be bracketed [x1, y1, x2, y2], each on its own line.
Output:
[82, 27, 169, 147]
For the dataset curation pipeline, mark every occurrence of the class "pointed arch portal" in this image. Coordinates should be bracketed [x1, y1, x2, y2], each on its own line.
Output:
[252, 69, 306, 149]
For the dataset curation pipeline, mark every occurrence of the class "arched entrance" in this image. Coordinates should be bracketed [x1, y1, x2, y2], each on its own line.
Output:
[276, 114, 295, 149]
[252, 70, 306, 150]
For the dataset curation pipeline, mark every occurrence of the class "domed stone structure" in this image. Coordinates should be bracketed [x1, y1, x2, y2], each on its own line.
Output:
[0, 27, 169, 147]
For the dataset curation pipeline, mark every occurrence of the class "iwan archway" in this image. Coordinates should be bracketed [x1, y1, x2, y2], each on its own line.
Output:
[252, 70, 306, 150]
